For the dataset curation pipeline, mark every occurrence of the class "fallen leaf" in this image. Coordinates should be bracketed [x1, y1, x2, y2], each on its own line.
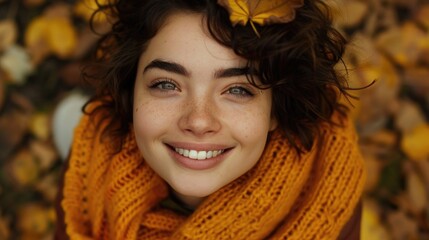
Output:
[361, 199, 392, 240]
[17, 204, 55, 235]
[0, 19, 17, 51]
[376, 22, 428, 67]
[403, 67, 429, 97]
[74, 0, 109, 23]
[401, 123, 429, 161]
[217, 0, 304, 28]
[8, 149, 40, 186]
[415, 4, 429, 28]
[363, 154, 383, 192]
[393, 100, 426, 134]
[0, 217, 10, 240]
[405, 163, 428, 214]
[387, 210, 419, 240]
[30, 140, 58, 171]
[334, 0, 368, 28]
[25, 5, 77, 63]
[35, 173, 59, 202]
[29, 112, 51, 141]
[0, 45, 34, 84]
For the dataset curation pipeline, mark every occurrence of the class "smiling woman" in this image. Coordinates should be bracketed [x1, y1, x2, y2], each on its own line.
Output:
[55, 0, 365, 239]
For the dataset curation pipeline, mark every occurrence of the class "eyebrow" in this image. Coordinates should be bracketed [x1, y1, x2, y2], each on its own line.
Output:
[143, 59, 254, 78]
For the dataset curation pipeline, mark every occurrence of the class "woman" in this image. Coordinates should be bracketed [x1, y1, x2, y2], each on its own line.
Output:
[55, 0, 365, 239]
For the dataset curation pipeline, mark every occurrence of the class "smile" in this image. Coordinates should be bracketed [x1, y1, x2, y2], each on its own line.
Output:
[174, 148, 225, 160]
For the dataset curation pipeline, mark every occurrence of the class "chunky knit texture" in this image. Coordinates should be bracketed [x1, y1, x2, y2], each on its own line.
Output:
[62, 103, 366, 240]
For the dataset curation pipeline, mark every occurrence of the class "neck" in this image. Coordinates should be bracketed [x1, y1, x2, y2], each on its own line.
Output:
[171, 190, 205, 210]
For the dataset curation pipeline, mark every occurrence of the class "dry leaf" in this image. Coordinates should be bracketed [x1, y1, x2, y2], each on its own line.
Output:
[0, 217, 10, 240]
[25, 5, 78, 63]
[363, 154, 383, 192]
[29, 112, 51, 140]
[393, 100, 426, 134]
[0, 45, 34, 84]
[74, 0, 109, 23]
[405, 163, 428, 214]
[361, 199, 392, 240]
[403, 67, 429, 97]
[17, 204, 55, 235]
[217, 0, 304, 29]
[35, 173, 58, 202]
[30, 140, 58, 171]
[0, 19, 17, 51]
[334, 0, 368, 28]
[8, 149, 40, 186]
[376, 22, 428, 67]
[401, 123, 429, 161]
[415, 4, 429, 28]
[387, 210, 419, 240]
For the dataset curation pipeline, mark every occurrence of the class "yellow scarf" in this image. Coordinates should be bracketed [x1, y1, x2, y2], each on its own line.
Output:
[62, 103, 365, 239]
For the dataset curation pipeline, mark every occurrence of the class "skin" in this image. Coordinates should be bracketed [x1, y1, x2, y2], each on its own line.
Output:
[133, 12, 277, 208]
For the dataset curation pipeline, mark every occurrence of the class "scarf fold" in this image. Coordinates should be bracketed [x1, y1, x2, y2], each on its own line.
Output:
[62, 103, 365, 240]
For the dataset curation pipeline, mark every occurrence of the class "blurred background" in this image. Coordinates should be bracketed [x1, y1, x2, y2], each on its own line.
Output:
[0, 0, 428, 239]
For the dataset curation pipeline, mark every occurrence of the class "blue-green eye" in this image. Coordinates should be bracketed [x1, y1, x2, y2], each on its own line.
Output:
[149, 80, 178, 91]
[227, 86, 254, 97]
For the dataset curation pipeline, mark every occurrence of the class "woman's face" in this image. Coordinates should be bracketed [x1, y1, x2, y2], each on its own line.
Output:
[133, 13, 277, 206]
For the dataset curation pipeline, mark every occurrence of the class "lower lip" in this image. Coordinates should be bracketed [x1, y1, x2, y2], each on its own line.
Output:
[167, 147, 229, 170]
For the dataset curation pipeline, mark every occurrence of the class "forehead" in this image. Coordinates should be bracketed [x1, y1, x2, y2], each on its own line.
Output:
[139, 13, 245, 69]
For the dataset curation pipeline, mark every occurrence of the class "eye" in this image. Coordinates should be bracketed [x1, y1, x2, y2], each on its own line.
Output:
[225, 86, 254, 97]
[149, 79, 179, 91]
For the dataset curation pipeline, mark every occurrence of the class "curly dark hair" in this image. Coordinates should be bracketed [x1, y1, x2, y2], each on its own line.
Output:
[84, 0, 351, 153]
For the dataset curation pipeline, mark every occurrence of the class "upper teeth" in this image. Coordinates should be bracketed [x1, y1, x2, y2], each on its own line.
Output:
[175, 148, 224, 160]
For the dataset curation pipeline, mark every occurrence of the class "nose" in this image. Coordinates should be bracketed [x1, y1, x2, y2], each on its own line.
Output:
[178, 97, 221, 137]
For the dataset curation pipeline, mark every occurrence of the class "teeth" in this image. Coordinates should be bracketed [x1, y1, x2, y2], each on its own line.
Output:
[174, 148, 224, 160]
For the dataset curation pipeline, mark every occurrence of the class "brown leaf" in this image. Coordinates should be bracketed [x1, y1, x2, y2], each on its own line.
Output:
[376, 22, 428, 67]
[334, 0, 368, 28]
[405, 163, 428, 214]
[415, 4, 429, 29]
[35, 173, 59, 202]
[403, 67, 429, 97]
[393, 100, 426, 134]
[401, 123, 429, 161]
[0, 19, 17, 51]
[30, 140, 58, 171]
[387, 210, 419, 240]
[363, 154, 383, 192]
[23, 0, 46, 7]
[0, 217, 10, 240]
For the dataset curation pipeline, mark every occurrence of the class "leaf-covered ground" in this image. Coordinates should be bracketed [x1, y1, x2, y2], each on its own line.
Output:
[0, 0, 428, 239]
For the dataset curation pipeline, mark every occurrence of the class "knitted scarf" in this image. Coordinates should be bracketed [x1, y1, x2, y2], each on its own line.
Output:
[62, 104, 366, 240]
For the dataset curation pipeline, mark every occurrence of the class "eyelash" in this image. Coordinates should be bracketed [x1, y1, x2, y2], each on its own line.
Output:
[148, 79, 179, 91]
[148, 80, 254, 98]
[225, 85, 255, 98]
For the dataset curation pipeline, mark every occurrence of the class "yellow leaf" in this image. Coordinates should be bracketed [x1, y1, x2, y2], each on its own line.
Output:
[401, 123, 429, 161]
[218, 0, 304, 27]
[30, 112, 50, 140]
[361, 199, 392, 240]
[46, 18, 77, 58]
[74, 0, 108, 23]
[17, 204, 55, 235]
[9, 149, 39, 186]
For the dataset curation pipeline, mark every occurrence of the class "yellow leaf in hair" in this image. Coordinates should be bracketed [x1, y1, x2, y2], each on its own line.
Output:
[218, 0, 304, 26]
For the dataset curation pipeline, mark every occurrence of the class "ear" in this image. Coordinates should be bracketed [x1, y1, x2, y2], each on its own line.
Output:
[269, 116, 278, 131]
